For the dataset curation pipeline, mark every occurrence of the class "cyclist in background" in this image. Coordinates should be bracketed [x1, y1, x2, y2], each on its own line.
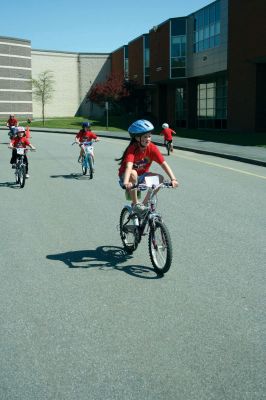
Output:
[6, 114, 18, 129]
[116, 119, 178, 217]
[9, 126, 36, 178]
[6, 114, 19, 137]
[75, 122, 99, 164]
[160, 123, 176, 153]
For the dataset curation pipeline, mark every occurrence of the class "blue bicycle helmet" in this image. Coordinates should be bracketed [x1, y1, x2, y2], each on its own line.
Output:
[82, 121, 90, 128]
[128, 119, 154, 137]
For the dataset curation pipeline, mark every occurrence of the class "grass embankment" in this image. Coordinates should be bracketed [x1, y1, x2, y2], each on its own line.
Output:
[1, 116, 265, 147]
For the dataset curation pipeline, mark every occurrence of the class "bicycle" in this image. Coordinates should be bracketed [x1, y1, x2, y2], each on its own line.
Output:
[14, 148, 28, 188]
[7, 125, 17, 140]
[165, 140, 172, 156]
[119, 178, 174, 275]
[72, 141, 96, 179]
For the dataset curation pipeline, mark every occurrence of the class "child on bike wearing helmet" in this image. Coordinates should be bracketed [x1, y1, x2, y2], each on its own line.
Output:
[6, 114, 18, 129]
[9, 126, 36, 178]
[116, 119, 178, 216]
[160, 123, 176, 153]
[75, 121, 99, 163]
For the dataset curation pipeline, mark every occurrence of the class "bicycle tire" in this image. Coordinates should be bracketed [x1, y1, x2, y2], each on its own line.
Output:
[88, 156, 94, 179]
[148, 219, 173, 275]
[167, 142, 171, 156]
[19, 164, 26, 188]
[15, 165, 20, 184]
[119, 207, 139, 253]
[81, 155, 87, 175]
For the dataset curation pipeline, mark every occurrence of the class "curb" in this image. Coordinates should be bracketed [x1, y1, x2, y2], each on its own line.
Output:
[24, 127, 266, 168]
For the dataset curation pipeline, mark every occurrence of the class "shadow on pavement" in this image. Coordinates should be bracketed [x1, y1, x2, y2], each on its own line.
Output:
[50, 173, 91, 180]
[47, 245, 161, 279]
[0, 181, 20, 189]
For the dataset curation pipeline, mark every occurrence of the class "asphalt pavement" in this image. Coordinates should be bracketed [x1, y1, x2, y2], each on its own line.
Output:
[28, 127, 266, 167]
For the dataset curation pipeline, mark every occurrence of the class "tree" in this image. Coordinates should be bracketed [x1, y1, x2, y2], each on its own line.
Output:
[87, 73, 130, 111]
[32, 70, 55, 126]
[87, 73, 151, 118]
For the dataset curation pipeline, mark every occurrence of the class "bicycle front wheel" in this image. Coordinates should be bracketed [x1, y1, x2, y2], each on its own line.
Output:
[119, 207, 139, 253]
[149, 220, 172, 275]
[19, 165, 26, 188]
[81, 156, 87, 175]
[88, 156, 94, 179]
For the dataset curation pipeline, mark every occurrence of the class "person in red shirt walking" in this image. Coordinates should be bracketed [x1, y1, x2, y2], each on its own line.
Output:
[116, 119, 178, 216]
[9, 127, 36, 178]
[160, 123, 176, 153]
[75, 122, 99, 164]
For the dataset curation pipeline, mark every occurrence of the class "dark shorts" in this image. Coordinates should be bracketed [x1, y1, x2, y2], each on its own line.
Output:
[119, 172, 154, 188]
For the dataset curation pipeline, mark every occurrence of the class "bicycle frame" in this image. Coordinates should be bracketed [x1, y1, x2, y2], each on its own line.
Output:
[15, 148, 28, 188]
[119, 180, 174, 274]
[81, 142, 94, 168]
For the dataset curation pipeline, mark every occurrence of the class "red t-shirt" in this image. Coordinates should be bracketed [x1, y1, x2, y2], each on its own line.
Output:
[76, 130, 97, 142]
[161, 127, 175, 141]
[7, 118, 18, 126]
[119, 142, 164, 176]
[11, 137, 31, 148]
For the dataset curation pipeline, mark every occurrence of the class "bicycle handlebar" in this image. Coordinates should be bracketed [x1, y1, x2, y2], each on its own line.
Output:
[122, 181, 173, 190]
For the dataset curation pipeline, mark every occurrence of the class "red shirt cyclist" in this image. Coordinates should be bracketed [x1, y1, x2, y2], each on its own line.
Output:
[9, 126, 36, 178]
[116, 119, 179, 216]
[75, 121, 99, 163]
[160, 123, 176, 153]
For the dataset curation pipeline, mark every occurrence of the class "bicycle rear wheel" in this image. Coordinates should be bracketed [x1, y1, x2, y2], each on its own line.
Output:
[167, 142, 171, 156]
[148, 220, 172, 275]
[81, 155, 87, 175]
[19, 165, 26, 188]
[119, 207, 139, 253]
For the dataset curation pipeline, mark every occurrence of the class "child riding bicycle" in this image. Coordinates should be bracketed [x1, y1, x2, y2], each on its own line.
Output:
[75, 121, 99, 164]
[116, 119, 178, 217]
[9, 126, 36, 178]
[160, 123, 176, 153]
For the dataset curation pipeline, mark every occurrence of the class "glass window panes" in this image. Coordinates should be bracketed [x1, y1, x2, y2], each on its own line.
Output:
[171, 19, 186, 79]
[197, 76, 227, 125]
[193, 0, 221, 53]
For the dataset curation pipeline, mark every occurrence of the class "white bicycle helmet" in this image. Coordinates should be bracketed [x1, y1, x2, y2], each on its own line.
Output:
[162, 123, 169, 129]
[17, 126, 25, 133]
[128, 119, 154, 137]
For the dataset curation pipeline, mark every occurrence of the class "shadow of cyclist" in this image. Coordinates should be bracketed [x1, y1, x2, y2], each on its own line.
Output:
[0, 181, 21, 189]
[50, 173, 90, 180]
[46, 245, 161, 279]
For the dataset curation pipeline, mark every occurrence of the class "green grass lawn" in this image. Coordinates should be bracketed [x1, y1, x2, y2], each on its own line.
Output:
[1, 116, 265, 146]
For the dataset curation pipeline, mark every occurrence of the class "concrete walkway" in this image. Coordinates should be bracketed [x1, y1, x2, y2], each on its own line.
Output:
[29, 127, 266, 167]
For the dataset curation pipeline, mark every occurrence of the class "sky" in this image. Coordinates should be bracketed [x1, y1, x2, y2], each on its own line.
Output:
[1, 0, 212, 53]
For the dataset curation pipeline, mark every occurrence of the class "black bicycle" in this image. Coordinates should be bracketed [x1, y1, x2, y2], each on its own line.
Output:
[119, 181, 174, 275]
[13, 148, 28, 188]
[165, 140, 172, 156]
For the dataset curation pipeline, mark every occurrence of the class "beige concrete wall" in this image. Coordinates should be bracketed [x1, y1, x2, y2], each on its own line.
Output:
[77, 54, 111, 118]
[31, 50, 79, 118]
[31, 50, 111, 119]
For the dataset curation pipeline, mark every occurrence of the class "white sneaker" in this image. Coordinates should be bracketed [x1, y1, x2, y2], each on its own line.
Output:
[132, 203, 149, 217]
[25, 174, 30, 178]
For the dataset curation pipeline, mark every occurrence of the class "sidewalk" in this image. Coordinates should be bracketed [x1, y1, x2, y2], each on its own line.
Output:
[2, 126, 265, 167]
[28, 127, 266, 167]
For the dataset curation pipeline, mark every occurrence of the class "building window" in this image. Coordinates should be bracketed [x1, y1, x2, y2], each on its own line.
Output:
[175, 87, 187, 127]
[193, 0, 221, 53]
[124, 46, 128, 80]
[144, 35, 150, 85]
[170, 18, 186, 79]
[197, 76, 227, 129]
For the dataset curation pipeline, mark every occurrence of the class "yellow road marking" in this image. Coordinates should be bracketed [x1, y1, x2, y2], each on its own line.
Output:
[174, 152, 266, 180]
[102, 137, 266, 180]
